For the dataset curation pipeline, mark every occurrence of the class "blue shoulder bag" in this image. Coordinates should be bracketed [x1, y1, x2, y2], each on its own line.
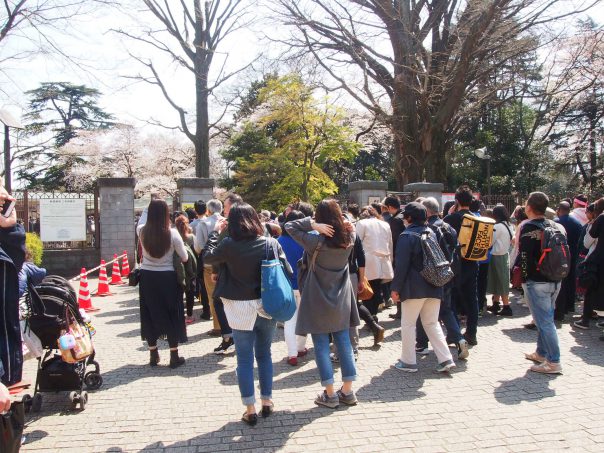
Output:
[261, 238, 296, 322]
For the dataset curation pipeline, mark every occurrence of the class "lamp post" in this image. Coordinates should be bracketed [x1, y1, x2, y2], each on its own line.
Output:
[474, 146, 491, 201]
[0, 109, 24, 193]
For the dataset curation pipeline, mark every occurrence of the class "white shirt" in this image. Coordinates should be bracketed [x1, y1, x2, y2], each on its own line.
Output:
[491, 221, 514, 255]
[584, 223, 598, 257]
[221, 298, 271, 330]
[355, 217, 393, 281]
[136, 209, 188, 271]
[194, 213, 223, 255]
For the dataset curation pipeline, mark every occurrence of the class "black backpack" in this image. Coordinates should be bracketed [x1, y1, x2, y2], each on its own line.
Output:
[526, 219, 571, 282]
[428, 221, 461, 278]
[405, 229, 454, 287]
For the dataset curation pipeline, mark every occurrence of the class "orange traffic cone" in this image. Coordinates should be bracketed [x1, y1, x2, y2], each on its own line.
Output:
[96, 260, 112, 296]
[121, 251, 130, 277]
[109, 254, 124, 285]
[78, 268, 99, 312]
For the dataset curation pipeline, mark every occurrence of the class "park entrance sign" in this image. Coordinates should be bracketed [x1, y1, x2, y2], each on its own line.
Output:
[40, 198, 87, 242]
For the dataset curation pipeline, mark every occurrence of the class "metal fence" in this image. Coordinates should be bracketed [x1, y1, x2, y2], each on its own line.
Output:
[481, 194, 523, 214]
[13, 190, 99, 250]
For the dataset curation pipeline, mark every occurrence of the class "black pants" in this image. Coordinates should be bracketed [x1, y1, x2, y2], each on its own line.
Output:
[185, 289, 195, 317]
[477, 262, 489, 311]
[358, 302, 376, 326]
[363, 279, 383, 315]
[453, 261, 479, 337]
[214, 297, 232, 336]
[555, 261, 577, 319]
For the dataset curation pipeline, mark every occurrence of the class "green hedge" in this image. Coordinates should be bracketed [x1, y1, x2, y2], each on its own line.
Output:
[26, 233, 44, 266]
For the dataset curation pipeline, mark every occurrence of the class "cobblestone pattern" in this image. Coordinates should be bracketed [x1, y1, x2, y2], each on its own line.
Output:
[20, 284, 604, 452]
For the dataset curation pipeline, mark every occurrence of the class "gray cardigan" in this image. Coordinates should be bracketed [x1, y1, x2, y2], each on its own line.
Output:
[285, 217, 360, 335]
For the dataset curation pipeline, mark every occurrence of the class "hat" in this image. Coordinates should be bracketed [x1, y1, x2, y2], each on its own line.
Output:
[545, 207, 556, 220]
[402, 202, 427, 223]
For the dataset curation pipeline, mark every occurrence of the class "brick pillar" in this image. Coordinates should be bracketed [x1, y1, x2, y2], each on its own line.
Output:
[176, 178, 215, 209]
[348, 180, 388, 207]
[98, 178, 136, 267]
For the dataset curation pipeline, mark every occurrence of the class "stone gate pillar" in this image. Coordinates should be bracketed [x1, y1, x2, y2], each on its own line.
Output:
[403, 182, 444, 209]
[348, 180, 388, 207]
[177, 178, 215, 210]
[98, 178, 136, 267]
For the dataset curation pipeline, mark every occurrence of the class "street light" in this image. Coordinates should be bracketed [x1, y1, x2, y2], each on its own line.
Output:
[0, 109, 24, 193]
[474, 146, 491, 200]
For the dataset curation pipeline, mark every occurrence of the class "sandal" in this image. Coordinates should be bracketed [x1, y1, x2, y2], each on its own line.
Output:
[241, 412, 258, 426]
[261, 402, 274, 418]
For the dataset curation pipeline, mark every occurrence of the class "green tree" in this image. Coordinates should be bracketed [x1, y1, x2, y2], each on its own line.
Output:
[18, 82, 114, 190]
[230, 75, 360, 210]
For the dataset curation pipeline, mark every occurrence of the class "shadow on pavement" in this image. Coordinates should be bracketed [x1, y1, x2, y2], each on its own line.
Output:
[501, 327, 537, 343]
[493, 371, 557, 404]
[98, 354, 229, 390]
[569, 328, 604, 366]
[103, 407, 344, 452]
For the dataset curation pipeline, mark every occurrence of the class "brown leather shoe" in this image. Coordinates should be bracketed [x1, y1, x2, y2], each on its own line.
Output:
[373, 325, 385, 345]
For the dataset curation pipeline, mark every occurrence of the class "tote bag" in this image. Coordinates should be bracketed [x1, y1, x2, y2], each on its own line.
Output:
[261, 238, 296, 322]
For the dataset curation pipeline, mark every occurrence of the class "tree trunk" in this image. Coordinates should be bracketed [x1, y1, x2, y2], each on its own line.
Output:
[195, 64, 210, 178]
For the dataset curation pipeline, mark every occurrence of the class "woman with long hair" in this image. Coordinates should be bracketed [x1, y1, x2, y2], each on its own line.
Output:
[285, 199, 360, 409]
[203, 202, 291, 426]
[487, 205, 515, 316]
[175, 215, 198, 324]
[137, 199, 188, 368]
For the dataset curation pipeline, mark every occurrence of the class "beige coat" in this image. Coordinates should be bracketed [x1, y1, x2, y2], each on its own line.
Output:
[356, 218, 394, 281]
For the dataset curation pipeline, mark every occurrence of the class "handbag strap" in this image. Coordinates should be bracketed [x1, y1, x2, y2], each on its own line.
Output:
[265, 237, 280, 261]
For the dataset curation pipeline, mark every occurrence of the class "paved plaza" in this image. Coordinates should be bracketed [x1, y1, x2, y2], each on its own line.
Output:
[19, 282, 604, 452]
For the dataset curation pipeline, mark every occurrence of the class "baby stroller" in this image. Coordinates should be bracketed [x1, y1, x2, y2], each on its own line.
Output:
[22, 275, 102, 412]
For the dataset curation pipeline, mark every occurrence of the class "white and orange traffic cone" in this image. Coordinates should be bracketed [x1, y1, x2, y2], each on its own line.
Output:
[121, 251, 130, 277]
[96, 260, 112, 296]
[78, 268, 99, 312]
[109, 254, 124, 285]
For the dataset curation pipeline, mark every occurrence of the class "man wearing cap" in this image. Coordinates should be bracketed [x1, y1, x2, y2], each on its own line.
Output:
[390, 202, 455, 373]
[570, 195, 588, 225]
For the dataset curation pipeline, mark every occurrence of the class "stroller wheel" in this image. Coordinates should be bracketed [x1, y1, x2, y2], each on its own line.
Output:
[22, 394, 32, 413]
[84, 371, 103, 390]
[32, 393, 43, 412]
[69, 391, 79, 410]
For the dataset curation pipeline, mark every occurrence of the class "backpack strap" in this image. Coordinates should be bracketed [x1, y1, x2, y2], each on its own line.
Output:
[498, 221, 513, 241]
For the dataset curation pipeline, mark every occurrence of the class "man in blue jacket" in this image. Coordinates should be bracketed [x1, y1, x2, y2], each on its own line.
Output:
[554, 201, 582, 321]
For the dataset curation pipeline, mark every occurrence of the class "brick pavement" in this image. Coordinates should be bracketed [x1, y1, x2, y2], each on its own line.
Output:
[19, 281, 604, 452]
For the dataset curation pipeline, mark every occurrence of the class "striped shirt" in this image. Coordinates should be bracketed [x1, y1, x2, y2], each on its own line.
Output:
[221, 298, 271, 331]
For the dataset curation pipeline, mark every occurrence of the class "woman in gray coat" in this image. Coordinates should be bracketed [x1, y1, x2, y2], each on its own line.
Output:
[285, 199, 360, 409]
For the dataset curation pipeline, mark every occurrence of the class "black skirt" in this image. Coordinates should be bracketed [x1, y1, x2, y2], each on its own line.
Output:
[139, 270, 187, 344]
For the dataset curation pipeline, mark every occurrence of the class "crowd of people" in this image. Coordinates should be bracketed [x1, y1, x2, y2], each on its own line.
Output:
[132, 185, 604, 426]
[2, 181, 603, 430]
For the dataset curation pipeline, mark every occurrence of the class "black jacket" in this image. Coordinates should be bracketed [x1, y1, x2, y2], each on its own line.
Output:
[388, 210, 406, 260]
[1, 224, 26, 386]
[203, 232, 292, 300]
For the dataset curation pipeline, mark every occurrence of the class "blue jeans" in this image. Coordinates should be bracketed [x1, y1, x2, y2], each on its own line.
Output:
[524, 281, 561, 363]
[311, 329, 357, 386]
[231, 316, 276, 405]
[416, 287, 462, 347]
